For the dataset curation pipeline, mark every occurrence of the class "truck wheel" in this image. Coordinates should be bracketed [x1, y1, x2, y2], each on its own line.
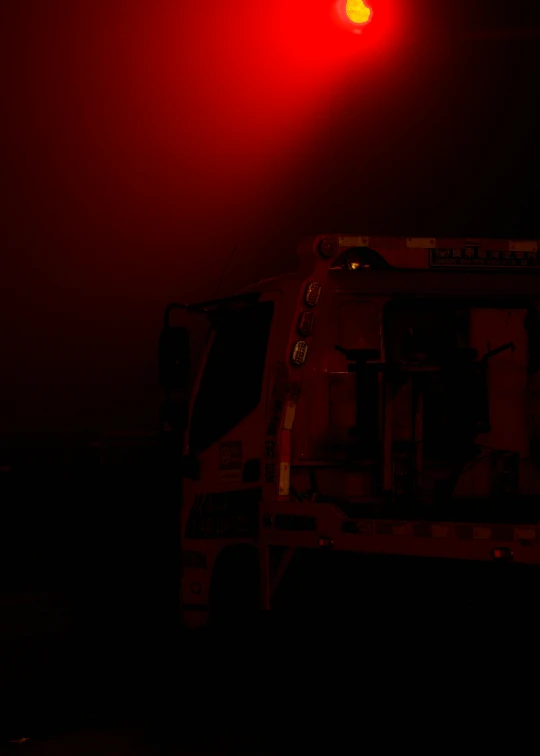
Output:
[208, 545, 260, 631]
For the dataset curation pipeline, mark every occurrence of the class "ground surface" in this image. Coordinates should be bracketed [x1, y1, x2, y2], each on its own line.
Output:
[0, 453, 537, 752]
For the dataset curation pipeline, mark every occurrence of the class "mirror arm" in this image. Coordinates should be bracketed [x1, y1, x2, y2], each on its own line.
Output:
[164, 302, 189, 328]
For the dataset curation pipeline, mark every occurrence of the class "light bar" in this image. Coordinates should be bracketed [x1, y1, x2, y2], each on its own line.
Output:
[291, 341, 308, 365]
[278, 429, 291, 497]
[305, 282, 322, 307]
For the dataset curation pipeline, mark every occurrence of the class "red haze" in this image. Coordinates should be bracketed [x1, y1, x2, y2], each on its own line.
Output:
[3, 0, 537, 441]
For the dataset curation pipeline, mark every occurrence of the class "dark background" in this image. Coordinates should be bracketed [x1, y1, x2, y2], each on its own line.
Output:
[1, 0, 540, 748]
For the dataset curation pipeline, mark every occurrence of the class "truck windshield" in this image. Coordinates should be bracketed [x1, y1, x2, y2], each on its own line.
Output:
[189, 301, 274, 454]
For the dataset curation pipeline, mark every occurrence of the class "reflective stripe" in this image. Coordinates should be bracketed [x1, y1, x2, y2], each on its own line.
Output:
[510, 241, 538, 253]
[278, 429, 291, 497]
[278, 462, 290, 496]
[406, 237, 437, 248]
[283, 401, 297, 430]
[392, 523, 413, 536]
[431, 525, 449, 538]
[515, 528, 536, 541]
[339, 235, 370, 248]
[345, 521, 540, 543]
[473, 527, 492, 540]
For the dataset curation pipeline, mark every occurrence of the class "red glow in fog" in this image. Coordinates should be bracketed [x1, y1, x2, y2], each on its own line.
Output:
[32, 0, 407, 271]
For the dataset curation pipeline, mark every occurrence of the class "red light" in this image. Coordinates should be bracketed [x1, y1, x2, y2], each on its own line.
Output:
[345, 0, 373, 27]
[318, 536, 334, 549]
[492, 547, 514, 561]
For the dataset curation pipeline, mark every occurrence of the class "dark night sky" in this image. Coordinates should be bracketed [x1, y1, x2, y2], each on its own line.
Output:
[2, 0, 540, 444]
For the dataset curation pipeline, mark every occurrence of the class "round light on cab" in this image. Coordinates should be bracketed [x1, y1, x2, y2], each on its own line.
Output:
[346, 0, 372, 26]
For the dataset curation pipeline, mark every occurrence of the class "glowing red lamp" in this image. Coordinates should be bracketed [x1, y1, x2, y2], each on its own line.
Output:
[345, 0, 373, 27]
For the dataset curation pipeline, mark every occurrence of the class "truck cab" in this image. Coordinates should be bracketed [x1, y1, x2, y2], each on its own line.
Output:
[162, 234, 540, 628]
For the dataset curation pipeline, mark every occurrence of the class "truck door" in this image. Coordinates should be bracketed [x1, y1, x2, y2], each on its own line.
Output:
[182, 293, 279, 542]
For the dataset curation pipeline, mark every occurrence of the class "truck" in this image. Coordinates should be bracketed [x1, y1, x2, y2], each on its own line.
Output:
[159, 234, 540, 629]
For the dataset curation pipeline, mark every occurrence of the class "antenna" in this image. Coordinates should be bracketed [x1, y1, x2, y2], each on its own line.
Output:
[213, 246, 237, 300]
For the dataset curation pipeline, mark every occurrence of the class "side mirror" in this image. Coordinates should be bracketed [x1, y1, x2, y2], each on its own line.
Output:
[158, 326, 190, 392]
